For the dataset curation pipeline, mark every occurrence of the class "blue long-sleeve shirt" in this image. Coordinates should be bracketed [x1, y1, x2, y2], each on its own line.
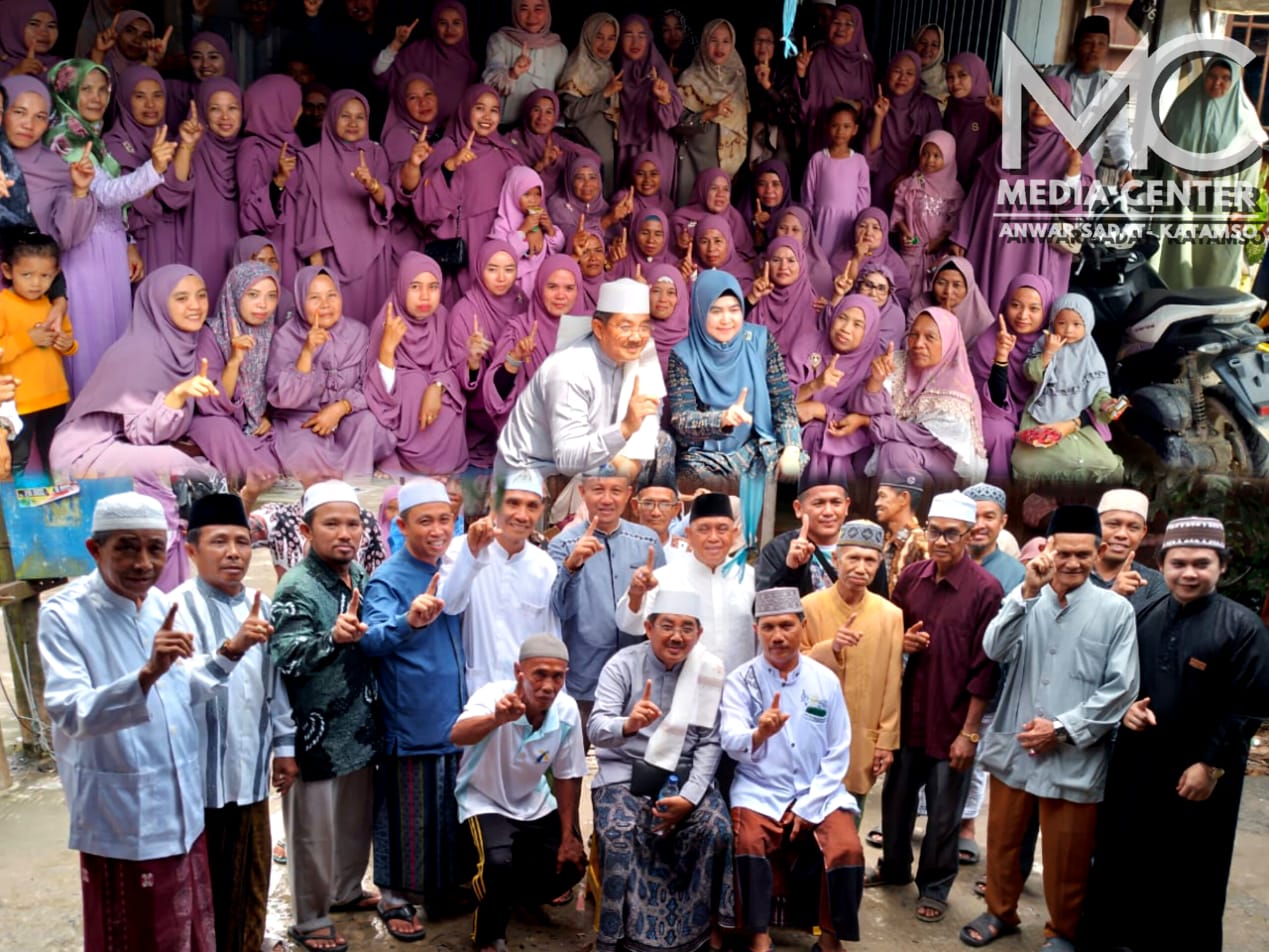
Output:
[548, 518, 665, 701]
[362, 547, 466, 756]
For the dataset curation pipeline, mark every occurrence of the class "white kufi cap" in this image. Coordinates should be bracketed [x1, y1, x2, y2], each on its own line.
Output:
[92, 492, 168, 533]
[301, 480, 360, 516]
[399, 478, 450, 512]
[596, 278, 650, 314]
[927, 490, 977, 524]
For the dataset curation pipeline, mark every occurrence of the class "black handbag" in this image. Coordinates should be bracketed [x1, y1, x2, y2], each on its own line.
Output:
[630, 760, 676, 799]
[424, 236, 467, 274]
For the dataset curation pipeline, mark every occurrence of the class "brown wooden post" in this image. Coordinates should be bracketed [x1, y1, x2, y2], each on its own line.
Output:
[0, 509, 48, 756]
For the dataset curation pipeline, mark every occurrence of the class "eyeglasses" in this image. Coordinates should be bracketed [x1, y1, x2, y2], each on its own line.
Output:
[653, 622, 700, 636]
[859, 281, 889, 293]
[638, 500, 679, 512]
[926, 526, 964, 542]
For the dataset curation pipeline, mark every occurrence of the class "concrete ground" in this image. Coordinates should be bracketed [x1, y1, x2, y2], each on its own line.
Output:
[2, 480, 1268, 949]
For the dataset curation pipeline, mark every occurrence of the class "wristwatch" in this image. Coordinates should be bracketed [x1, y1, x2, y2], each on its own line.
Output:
[217, 639, 245, 662]
[1205, 765, 1225, 781]
[959, 730, 980, 744]
[1053, 719, 1070, 744]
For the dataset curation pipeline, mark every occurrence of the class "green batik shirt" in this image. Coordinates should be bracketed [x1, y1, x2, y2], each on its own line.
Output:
[270, 551, 380, 781]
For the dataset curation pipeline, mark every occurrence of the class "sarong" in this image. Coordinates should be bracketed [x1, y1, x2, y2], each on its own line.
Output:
[373, 752, 463, 909]
[593, 784, 735, 952]
[203, 800, 271, 952]
[80, 833, 216, 952]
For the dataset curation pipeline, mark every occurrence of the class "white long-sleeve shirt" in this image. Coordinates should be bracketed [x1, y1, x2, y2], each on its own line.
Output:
[721, 655, 858, 824]
[439, 533, 559, 694]
[38, 571, 236, 860]
[615, 557, 756, 674]
[169, 578, 296, 809]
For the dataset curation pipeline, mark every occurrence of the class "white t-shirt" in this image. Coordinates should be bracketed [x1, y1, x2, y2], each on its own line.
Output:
[454, 680, 587, 823]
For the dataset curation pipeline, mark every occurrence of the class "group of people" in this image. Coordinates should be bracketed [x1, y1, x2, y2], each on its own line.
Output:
[38, 472, 1269, 952]
[0, 3, 1265, 585]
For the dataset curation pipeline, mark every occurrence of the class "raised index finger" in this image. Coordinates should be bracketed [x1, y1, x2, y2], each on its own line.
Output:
[466, 131, 475, 148]
[251, 591, 263, 617]
[771, 691, 781, 709]
[735, 386, 748, 407]
[198, 357, 209, 378]
[426, 572, 440, 595]
[348, 588, 361, 615]
[645, 545, 655, 572]
[161, 604, 179, 630]
[583, 514, 599, 537]
[798, 514, 809, 540]
[358, 148, 366, 167]
[641, 679, 653, 701]
[161, 25, 174, 46]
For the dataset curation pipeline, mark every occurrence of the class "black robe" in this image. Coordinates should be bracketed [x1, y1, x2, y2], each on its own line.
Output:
[1083, 591, 1269, 951]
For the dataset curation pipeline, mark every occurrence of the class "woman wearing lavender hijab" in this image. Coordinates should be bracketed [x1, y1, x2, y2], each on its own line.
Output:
[614, 15, 682, 196]
[745, 236, 818, 359]
[293, 88, 393, 324]
[445, 240, 525, 470]
[556, 14, 618, 191]
[829, 206, 913, 310]
[865, 50, 941, 211]
[266, 266, 394, 480]
[365, 253, 469, 476]
[45, 59, 176, 396]
[236, 74, 304, 287]
[948, 75, 1093, 312]
[49, 265, 220, 591]
[373, 2, 479, 127]
[103, 66, 196, 274]
[187, 260, 284, 491]
[164, 30, 235, 130]
[1, 76, 96, 266]
[413, 85, 521, 301]
[942, 53, 1000, 189]
[177, 77, 242, 297]
[968, 272, 1053, 482]
[795, 4, 875, 153]
[0, 1, 60, 78]
[506, 88, 590, 198]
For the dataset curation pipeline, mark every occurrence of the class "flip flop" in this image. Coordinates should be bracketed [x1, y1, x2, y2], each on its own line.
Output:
[973, 876, 986, 898]
[272, 840, 287, 865]
[915, 896, 947, 923]
[958, 836, 980, 865]
[865, 827, 884, 848]
[958, 912, 1019, 947]
[287, 924, 348, 952]
[377, 903, 427, 942]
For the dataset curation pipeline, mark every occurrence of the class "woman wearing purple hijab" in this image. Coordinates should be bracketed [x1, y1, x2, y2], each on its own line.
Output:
[481, 254, 580, 428]
[645, 263, 689, 375]
[413, 84, 521, 301]
[373, 2, 479, 126]
[2, 76, 96, 258]
[772, 205, 834, 299]
[187, 260, 284, 486]
[790, 293, 883, 482]
[968, 272, 1053, 481]
[266, 266, 395, 479]
[365, 252, 468, 475]
[795, 4, 875, 152]
[949, 75, 1093, 311]
[103, 66, 195, 273]
[610, 151, 672, 236]
[545, 153, 610, 239]
[89, 9, 159, 86]
[608, 207, 675, 279]
[380, 73, 441, 265]
[293, 89, 394, 324]
[506, 88, 589, 198]
[445, 240, 526, 468]
[1, 1, 60, 77]
[177, 77, 242, 297]
[906, 255, 994, 349]
[231, 235, 297, 325]
[49, 265, 219, 591]
[746, 236, 818, 359]
[853, 262, 905, 350]
[865, 50, 941, 211]
[670, 167, 754, 261]
[165, 31, 235, 130]
[689, 215, 753, 294]
[236, 74, 304, 287]
[943, 53, 1000, 189]
[615, 15, 681, 190]
[829, 206, 913, 310]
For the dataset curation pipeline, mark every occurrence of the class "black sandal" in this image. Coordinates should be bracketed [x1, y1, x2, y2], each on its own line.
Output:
[958, 912, 1019, 947]
[287, 924, 348, 952]
[865, 826, 884, 848]
[377, 903, 427, 942]
[329, 891, 380, 913]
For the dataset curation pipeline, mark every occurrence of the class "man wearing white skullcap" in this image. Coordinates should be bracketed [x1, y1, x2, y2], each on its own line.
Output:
[494, 277, 663, 481]
[359, 479, 466, 936]
[439, 470, 561, 694]
[270, 480, 381, 948]
[869, 491, 1003, 922]
[38, 492, 238, 949]
[1089, 488, 1166, 608]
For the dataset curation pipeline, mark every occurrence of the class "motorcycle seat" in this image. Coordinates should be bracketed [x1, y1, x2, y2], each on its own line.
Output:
[1121, 287, 1261, 327]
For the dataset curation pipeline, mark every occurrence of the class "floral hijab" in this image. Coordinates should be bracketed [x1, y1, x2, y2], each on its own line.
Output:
[207, 261, 278, 431]
[558, 13, 617, 99]
[677, 19, 749, 174]
[44, 58, 120, 176]
[893, 306, 985, 458]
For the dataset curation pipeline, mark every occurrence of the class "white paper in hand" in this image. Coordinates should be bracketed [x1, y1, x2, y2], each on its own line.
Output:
[618, 341, 665, 461]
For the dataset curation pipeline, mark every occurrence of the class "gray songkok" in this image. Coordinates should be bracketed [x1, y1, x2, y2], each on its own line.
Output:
[879, 472, 924, 499]
[92, 492, 167, 533]
[754, 586, 804, 618]
[837, 519, 884, 551]
[963, 483, 1007, 511]
[519, 633, 570, 662]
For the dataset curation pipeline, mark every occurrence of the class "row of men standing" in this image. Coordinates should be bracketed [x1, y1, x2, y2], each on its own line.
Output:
[37, 472, 1269, 952]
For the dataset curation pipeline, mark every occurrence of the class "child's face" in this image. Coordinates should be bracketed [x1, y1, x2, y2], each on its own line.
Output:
[519, 185, 543, 212]
[918, 142, 944, 175]
[1, 254, 59, 302]
[828, 112, 857, 148]
[1052, 309, 1086, 343]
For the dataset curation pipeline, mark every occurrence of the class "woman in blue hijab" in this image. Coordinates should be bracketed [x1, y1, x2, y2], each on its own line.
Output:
[667, 269, 802, 541]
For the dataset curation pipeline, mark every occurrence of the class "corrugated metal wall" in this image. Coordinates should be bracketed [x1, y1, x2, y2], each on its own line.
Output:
[854, 0, 1014, 75]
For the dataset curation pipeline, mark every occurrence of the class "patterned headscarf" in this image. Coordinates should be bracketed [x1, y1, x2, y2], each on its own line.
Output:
[207, 261, 278, 431]
[44, 58, 120, 176]
[676, 19, 749, 175]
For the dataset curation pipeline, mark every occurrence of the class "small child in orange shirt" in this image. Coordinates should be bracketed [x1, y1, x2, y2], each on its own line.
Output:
[0, 231, 76, 478]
